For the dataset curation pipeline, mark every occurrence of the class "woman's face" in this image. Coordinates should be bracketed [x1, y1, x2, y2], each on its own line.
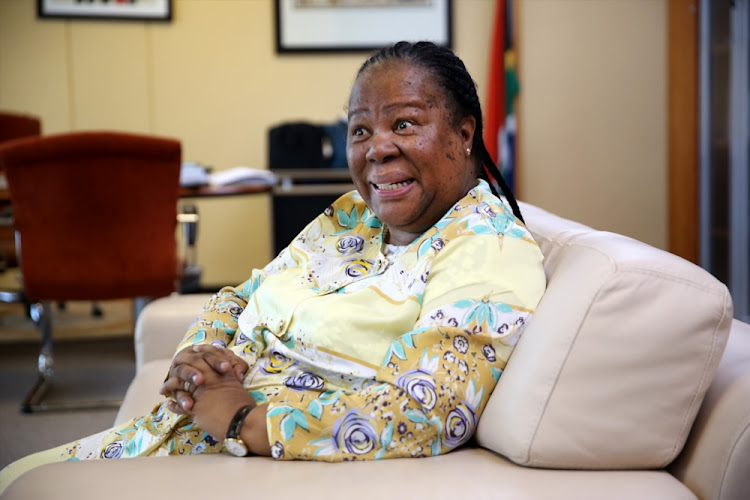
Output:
[346, 61, 477, 246]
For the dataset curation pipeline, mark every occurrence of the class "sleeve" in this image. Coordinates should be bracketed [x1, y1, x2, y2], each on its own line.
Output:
[174, 247, 297, 354]
[264, 234, 546, 461]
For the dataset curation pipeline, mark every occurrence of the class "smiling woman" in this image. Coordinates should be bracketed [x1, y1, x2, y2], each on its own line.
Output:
[346, 62, 478, 246]
[0, 41, 545, 492]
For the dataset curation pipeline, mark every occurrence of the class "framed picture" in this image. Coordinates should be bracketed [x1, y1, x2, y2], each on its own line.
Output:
[38, 0, 172, 21]
[275, 0, 452, 53]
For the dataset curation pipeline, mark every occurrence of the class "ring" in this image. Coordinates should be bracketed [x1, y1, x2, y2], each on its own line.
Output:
[183, 380, 191, 392]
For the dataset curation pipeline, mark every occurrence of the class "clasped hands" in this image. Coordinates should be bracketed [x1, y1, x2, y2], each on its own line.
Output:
[159, 344, 258, 445]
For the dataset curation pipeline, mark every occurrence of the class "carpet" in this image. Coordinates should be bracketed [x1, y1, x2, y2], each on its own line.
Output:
[0, 337, 136, 469]
[0, 271, 138, 469]
[0, 299, 135, 344]
[0, 269, 131, 343]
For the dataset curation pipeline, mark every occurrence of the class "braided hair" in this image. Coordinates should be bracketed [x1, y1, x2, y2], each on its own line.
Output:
[356, 41, 525, 224]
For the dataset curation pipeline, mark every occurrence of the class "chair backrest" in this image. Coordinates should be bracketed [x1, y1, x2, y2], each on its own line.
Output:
[0, 112, 41, 268]
[0, 131, 181, 302]
[476, 201, 733, 470]
[0, 111, 41, 144]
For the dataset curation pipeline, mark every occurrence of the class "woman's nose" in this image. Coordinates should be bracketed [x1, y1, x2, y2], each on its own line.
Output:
[365, 131, 399, 163]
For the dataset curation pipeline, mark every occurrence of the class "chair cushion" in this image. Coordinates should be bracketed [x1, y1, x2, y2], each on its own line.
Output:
[115, 359, 172, 426]
[476, 202, 733, 469]
[134, 293, 212, 370]
[2, 448, 696, 500]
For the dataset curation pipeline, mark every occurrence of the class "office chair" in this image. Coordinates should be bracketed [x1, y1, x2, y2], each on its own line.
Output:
[0, 131, 181, 412]
[0, 111, 41, 144]
[0, 111, 41, 270]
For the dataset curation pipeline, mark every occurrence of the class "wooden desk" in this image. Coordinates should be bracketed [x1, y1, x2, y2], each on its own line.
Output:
[0, 183, 271, 203]
[180, 183, 272, 198]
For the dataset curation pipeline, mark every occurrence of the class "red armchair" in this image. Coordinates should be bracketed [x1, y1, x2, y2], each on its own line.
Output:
[0, 111, 41, 144]
[0, 131, 181, 412]
[0, 111, 41, 269]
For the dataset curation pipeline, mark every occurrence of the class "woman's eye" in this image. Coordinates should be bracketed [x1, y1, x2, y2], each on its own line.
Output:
[352, 127, 364, 137]
[396, 120, 412, 130]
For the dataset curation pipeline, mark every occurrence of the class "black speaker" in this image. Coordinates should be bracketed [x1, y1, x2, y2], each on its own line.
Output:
[268, 122, 325, 169]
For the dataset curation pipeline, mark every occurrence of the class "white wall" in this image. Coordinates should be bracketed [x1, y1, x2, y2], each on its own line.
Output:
[519, 0, 667, 249]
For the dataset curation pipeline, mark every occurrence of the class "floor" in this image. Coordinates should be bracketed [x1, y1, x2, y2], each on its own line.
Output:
[0, 272, 137, 469]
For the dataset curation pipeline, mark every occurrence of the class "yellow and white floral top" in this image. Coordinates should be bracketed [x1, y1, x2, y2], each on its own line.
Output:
[63, 179, 545, 462]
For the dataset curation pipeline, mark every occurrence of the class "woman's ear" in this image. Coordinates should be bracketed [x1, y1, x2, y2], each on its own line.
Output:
[459, 115, 477, 151]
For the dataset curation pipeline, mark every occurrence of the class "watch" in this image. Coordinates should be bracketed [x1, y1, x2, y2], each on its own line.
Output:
[223, 404, 254, 457]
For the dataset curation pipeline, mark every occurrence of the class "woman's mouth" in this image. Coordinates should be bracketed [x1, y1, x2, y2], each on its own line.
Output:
[373, 179, 414, 191]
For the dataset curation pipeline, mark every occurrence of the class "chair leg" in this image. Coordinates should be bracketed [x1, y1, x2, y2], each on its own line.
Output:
[177, 204, 203, 293]
[20, 301, 123, 413]
[21, 301, 53, 413]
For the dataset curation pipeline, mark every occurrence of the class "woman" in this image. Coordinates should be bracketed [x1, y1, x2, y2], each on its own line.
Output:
[0, 41, 545, 488]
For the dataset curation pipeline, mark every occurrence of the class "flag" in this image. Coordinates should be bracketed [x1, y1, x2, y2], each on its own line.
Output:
[484, 0, 519, 193]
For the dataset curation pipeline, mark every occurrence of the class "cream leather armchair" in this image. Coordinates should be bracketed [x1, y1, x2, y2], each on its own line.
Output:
[4, 202, 749, 500]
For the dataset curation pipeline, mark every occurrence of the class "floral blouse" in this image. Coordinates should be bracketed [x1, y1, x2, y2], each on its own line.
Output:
[62, 179, 546, 463]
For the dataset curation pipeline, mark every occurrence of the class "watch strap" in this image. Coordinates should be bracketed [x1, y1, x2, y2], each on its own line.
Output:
[226, 404, 254, 439]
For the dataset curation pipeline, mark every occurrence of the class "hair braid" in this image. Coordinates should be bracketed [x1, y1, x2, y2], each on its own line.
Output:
[357, 41, 525, 224]
[479, 146, 525, 224]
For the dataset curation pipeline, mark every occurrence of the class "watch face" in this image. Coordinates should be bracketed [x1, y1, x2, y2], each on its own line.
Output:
[223, 438, 248, 457]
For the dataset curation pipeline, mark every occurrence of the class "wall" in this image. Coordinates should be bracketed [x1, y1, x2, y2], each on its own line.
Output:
[519, 0, 667, 249]
[0, 0, 667, 286]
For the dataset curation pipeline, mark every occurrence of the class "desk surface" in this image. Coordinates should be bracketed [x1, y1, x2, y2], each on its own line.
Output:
[0, 167, 355, 202]
[0, 183, 271, 203]
[178, 184, 271, 198]
[271, 168, 351, 181]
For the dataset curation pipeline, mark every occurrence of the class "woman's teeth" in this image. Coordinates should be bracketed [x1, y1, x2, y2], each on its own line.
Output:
[375, 180, 413, 191]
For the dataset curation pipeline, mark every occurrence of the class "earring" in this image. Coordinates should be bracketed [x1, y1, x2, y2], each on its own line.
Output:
[466, 148, 471, 157]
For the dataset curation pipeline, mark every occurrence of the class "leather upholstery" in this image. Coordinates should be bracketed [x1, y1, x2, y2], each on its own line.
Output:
[2, 448, 696, 500]
[478, 202, 733, 469]
[133, 293, 209, 371]
[668, 319, 750, 500]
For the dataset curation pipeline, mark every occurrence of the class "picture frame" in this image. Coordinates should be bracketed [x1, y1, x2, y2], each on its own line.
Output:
[37, 0, 172, 22]
[275, 0, 452, 53]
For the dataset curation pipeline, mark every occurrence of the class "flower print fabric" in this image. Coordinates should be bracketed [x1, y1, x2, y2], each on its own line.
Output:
[52, 179, 545, 463]
[243, 179, 545, 460]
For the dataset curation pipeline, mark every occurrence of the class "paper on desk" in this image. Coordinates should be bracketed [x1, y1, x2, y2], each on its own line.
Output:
[180, 162, 210, 187]
[209, 166, 278, 187]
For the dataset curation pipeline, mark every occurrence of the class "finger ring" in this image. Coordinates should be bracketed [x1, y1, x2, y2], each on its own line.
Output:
[183, 380, 191, 392]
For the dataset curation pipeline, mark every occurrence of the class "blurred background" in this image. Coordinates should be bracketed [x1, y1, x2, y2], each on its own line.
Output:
[0, 0, 669, 286]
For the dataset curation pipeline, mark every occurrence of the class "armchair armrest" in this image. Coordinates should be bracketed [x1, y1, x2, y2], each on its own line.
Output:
[668, 319, 750, 500]
[133, 293, 212, 371]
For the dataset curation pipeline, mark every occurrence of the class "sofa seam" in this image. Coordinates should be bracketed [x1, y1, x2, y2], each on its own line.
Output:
[667, 286, 731, 467]
[558, 238, 727, 296]
[718, 415, 750, 500]
[610, 267, 728, 295]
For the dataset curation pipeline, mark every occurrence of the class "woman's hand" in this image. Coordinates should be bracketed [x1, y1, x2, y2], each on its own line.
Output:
[189, 365, 259, 444]
[159, 344, 269, 454]
[161, 349, 265, 449]
[159, 344, 249, 413]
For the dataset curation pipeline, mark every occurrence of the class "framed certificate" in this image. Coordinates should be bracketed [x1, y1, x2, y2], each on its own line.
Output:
[38, 0, 172, 22]
[275, 0, 452, 53]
